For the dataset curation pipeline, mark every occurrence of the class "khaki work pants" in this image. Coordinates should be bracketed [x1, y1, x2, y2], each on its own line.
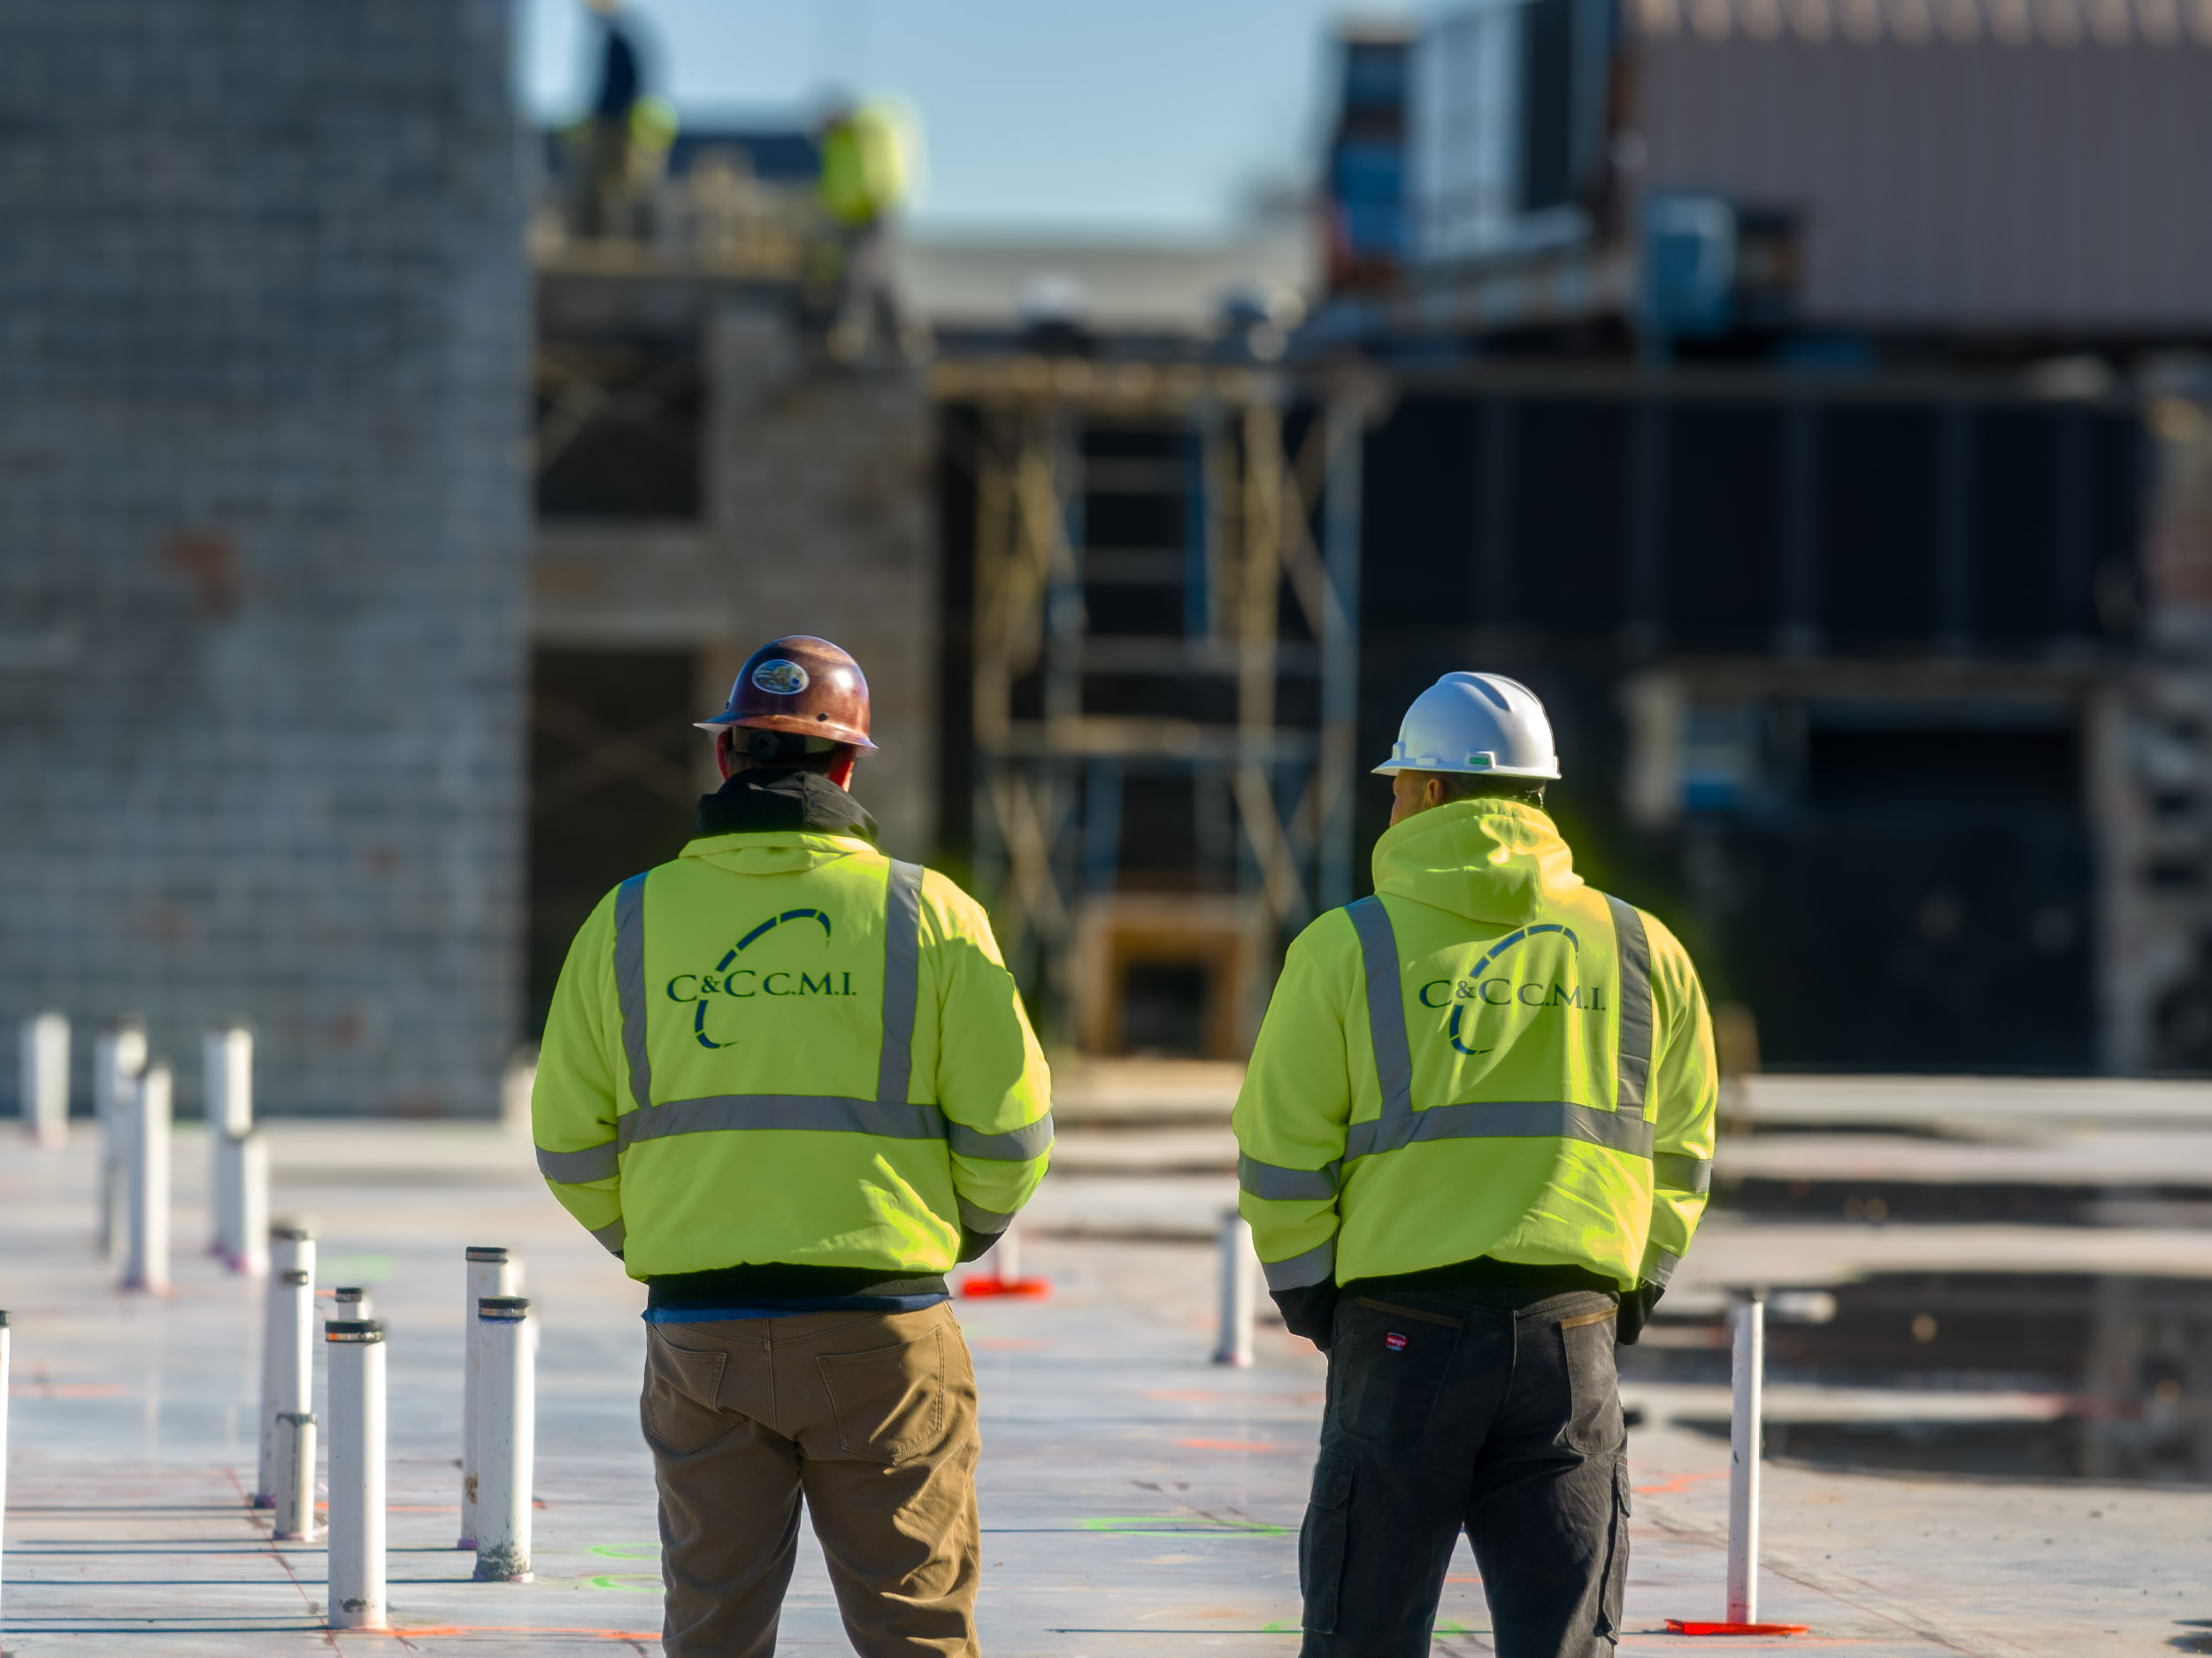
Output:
[641, 1303, 982, 1658]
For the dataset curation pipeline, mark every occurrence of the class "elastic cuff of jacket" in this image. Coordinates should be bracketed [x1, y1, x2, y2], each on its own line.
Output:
[1654, 1153, 1712, 1195]
[956, 1194, 1016, 1235]
[1237, 1153, 1339, 1202]
[1640, 1241, 1682, 1286]
[950, 1113, 1054, 1162]
[1260, 1236, 1336, 1292]
[539, 1140, 619, 1184]
[590, 1217, 626, 1256]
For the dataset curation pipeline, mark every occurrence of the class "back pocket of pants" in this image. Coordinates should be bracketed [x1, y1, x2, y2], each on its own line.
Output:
[1559, 1312, 1624, 1456]
[1299, 1452, 1354, 1635]
[818, 1326, 945, 1465]
[1333, 1297, 1461, 1448]
[642, 1330, 730, 1455]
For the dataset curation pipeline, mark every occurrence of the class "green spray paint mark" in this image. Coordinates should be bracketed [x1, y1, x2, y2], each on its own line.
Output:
[589, 1543, 661, 1560]
[318, 1254, 394, 1283]
[588, 1573, 662, 1593]
[1079, 1516, 1290, 1537]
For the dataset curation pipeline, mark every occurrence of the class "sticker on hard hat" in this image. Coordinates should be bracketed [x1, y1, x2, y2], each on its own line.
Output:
[751, 659, 810, 695]
[1466, 752, 1495, 769]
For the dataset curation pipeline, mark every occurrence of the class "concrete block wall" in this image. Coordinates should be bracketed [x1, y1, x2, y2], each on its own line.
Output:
[0, 2, 530, 1116]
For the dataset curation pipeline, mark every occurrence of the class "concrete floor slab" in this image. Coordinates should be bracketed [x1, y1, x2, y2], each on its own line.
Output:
[3, 1125, 2207, 1654]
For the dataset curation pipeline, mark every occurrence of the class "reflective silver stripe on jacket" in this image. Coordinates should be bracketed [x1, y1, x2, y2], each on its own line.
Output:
[1606, 895, 1654, 1116]
[951, 1116, 1055, 1161]
[614, 871, 656, 1112]
[956, 1194, 1015, 1234]
[1346, 895, 1417, 1155]
[1340, 893, 1657, 1165]
[607, 859, 1048, 1159]
[537, 1141, 619, 1184]
[1260, 1234, 1336, 1291]
[874, 859, 924, 1107]
[1640, 1240, 1682, 1286]
[1239, 1153, 1340, 1201]
[1655, 1153, 1711, 1194]
[1343, 1099, 1654, 1160]
[590, 1217, 626, 1256]
[620, 1092, 949, 1150]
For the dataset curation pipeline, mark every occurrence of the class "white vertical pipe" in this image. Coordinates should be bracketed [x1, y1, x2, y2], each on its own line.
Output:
[1212, 1209, 1256, 1369]
[1, 1309, 12, 1632]
[326, 1319, 387, 1631]
[257, 1229, 314, 1506]
[123, 1063, 171, 1293]
[458, 1245, 518, 1547]
[472, 1296, 534, 1582]
[1726, 1290, 1767, 1626]
[95, 1021, 146, 1262]
[997, 1224, 1022, 1285]
[20, 1012, 69, 1148]
[205, 1026, 251, 1257]
[333, 1286, 373, 1322]
[232, 1132, 269, 1277]
[273, 1409, 319, 1542]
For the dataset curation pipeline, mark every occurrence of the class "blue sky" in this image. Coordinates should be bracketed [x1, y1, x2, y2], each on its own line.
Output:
[518, 0, 1400, 237]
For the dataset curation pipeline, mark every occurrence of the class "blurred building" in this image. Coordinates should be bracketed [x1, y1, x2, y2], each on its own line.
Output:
[0, 2, 527, 1117]
[1298, 4, 2212, 1075]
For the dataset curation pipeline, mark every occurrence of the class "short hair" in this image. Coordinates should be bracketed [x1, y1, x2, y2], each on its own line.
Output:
[1401, 769, 1548, 807]
[725, 727, 851, 776]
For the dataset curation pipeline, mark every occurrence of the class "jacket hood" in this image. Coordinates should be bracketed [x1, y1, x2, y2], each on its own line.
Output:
[1371, 798, 1583, 926]
[680, 771, 881, 877]
[680, 829, 879, 878]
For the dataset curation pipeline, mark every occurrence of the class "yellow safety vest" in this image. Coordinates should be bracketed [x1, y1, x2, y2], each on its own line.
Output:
[1233, 800, 1717, 1293]
[533, 828, 1052, 1278]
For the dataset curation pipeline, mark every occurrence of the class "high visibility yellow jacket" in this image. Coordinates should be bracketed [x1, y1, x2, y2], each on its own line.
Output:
[1233, 799, 1717, 1293]
[533, 826, 1052, 1279]
[818, 99, 915, 228]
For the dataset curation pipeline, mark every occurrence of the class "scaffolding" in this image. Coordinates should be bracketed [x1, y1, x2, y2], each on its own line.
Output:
[935, 356, 1375, 1053]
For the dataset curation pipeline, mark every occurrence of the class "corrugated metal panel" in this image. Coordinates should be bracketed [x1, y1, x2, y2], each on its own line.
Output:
[1628, 0, 2212, 328]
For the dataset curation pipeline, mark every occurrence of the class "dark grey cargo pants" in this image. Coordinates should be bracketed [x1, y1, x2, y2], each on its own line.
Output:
[1299, 1287, 1630, 1658]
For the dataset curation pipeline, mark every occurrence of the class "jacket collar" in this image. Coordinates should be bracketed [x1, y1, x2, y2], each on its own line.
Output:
[689, 770, 879, 843]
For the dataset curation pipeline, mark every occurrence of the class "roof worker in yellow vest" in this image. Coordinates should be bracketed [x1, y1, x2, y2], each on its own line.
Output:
[1234, 672, 1717, 1658]
[816, 95, 922, 363]
[534, 634, 1052, 1658]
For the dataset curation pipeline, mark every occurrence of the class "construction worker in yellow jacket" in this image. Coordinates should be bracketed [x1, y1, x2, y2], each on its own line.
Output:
[534, 634, 1052, 1658]
[1234, 672, 1717, 1658]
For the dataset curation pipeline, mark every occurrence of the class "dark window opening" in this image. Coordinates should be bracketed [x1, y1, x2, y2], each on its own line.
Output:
[528, 648, 701, 1036]
[1122, 963, 1211, 1057]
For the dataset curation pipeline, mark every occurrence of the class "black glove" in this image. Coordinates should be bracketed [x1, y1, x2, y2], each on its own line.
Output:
[1616, 1282, 1663, 1346]
[1270, 1283, 1340, 1351]
[956, 1225, 1001, 1264]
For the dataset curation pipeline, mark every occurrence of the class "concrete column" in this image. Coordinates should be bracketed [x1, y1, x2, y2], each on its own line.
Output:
[122, 1063, 171, 1293]
[326, 1320, 387, 1631]
[1727, 1291, 1767, 1625]
[1211, 1210, 1256, 1370]
[227, 1131, 270, 1277]
[257, 1229, 314, 1506]
[472, 1296, 534, 1582]
[94, 1019, 146, 1261]
[273, 1410, 319, 1543]
[1, 1309, 11, 1630]
[205, 1025, 252, 1257]
[458, 1245, 519, 1547]
[19, 1011, 68, 1148]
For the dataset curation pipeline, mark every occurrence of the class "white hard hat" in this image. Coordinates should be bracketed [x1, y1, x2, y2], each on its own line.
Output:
[1372, 672, 1561, 780]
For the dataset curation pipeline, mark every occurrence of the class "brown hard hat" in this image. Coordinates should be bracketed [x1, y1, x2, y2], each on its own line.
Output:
[695, 635, 876, 751]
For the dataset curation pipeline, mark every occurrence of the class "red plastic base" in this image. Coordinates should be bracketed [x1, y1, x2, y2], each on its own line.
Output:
[1665, 1620, 1811, 1637]
[957, 1276, 1050, 1299]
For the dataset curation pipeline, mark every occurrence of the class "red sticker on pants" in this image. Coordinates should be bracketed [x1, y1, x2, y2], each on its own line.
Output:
[1384, 1332, 1409, 1351]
